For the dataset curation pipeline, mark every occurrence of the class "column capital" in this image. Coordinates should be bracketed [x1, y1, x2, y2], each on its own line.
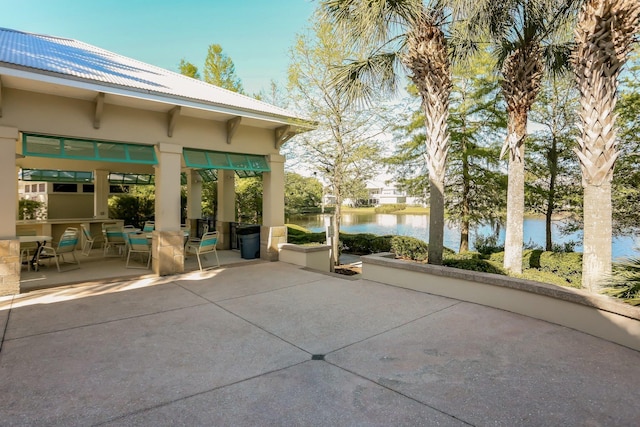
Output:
[156, 142, 183, 154]
[267, 153, 286, 164]
[0, 126, 19, 140]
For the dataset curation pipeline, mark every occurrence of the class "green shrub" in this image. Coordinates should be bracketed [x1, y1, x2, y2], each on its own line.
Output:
[374, 203, 406, 214]
[602, 256, 640, 305]
[340, 233, 392, 255]
[443, 258, 506, 275]
[287, 231, 326, 245]
[474, 233, 504, 255]
[390, 235, 429, 261]
[286, 224, 312, 235]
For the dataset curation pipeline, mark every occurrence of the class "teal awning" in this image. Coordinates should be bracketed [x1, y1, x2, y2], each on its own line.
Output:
[20, 169, 93, 183]
[183, 148, 269, 172]
[108, 173, 155, 185]
[22, 134, 157, 165]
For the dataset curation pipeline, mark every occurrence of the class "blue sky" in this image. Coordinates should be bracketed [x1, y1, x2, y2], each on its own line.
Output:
[0, 0, 317, 95]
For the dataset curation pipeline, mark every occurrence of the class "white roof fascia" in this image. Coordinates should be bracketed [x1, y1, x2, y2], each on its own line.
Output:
[0, 65, 312, 128]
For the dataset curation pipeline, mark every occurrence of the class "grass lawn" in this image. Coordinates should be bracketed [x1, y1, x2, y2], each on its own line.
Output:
[341, 206, 431, 215]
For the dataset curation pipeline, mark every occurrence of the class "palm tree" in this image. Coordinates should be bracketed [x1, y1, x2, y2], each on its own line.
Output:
[452, 0, 579, 273]
[572, 0, 640, 291]
[323, 0, 451, 265]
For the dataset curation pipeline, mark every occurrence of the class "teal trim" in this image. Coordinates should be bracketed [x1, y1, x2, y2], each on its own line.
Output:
[183, 148, 269, 172]
[23, 134, 157, 165]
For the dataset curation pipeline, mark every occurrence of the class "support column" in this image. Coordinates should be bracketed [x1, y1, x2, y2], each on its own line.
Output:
[186, 169, 202, 236]
[93, 169, 109, 219]
[152, 142, 184, 275]
[262, 154, 287, 261]
[0, 126, 20, 295]
[216, 169, 235, 249]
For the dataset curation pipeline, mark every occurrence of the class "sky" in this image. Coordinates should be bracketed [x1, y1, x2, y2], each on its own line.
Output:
[0, 0, 318, 95]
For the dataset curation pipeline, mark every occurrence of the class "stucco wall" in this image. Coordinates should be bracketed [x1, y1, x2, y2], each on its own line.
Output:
[361, 253, 640, 352]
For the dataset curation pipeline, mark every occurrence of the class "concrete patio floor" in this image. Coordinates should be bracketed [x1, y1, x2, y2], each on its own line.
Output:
[1, 261, 639, 426]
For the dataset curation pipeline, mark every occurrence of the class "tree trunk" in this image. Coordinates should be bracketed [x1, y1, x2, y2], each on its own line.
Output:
[429, 175, 445, 265]
[545, 139, 558, 252]
[503, 115, 526, 274]
[582, 183, 612, 291]
[460, 139, 470, 253]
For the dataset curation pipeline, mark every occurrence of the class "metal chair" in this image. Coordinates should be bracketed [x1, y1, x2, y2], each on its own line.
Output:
[143, 221, 155, 232]
[125, 232, 151, 269]
[103, 227, 127, 257]
[39, 231, 80, 272]
[185, 231, 219, 271]
[80, 224, 97, 256]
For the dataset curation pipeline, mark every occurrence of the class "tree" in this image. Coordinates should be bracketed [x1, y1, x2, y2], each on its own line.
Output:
[612, 52, 640, 236]
[572, 0, 640, 291]
[324, 0, 451, 265]
[388, 50, 507, 253]
[287, 14, 386, 266]
[236, 177, 262, 223]
[203, 44, 244, 93]
[526, 76, 581, 251]
[452, 0, 580, 273]
[284, 172, 323, 215]
[179, 59, 200, 79]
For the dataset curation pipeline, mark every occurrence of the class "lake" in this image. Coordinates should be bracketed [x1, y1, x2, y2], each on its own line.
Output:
[287, 213, 639, 260]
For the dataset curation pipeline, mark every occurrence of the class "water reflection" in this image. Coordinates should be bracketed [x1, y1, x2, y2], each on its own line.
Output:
[287, 213, 638, 259]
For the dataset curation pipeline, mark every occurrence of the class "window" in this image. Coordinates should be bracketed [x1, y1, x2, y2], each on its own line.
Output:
[39, 183, 45, 192]
[82, 184, 95, 193]
[31, 184, 38, 192]
[53, 183, 78, 193]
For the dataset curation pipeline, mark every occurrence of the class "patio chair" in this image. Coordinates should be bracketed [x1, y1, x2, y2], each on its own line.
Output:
[185, 231, 219, 271]
[142, 221, 155, 232]
[39, 231, 80, 272]
[103, 227, 127, 257]
[125, 232, 151, 269]
[80, 224, 98, 256]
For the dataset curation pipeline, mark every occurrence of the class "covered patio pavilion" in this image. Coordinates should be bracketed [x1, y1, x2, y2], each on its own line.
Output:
[0, 27, 314, 295]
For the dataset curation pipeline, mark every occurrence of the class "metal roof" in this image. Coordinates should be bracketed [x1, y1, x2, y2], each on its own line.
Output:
[0, 27, 310, 124]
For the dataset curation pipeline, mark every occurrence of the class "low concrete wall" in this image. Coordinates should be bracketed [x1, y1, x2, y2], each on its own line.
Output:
[362, 253, 640, 352]
[278, 243, 331, 272]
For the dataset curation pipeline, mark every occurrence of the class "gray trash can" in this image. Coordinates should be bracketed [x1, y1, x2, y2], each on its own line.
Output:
[239, 233, 260, 259]
[237, 225, 261, 259]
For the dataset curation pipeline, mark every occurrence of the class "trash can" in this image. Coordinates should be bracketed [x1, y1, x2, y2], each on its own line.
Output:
[237, 225, 260, 259]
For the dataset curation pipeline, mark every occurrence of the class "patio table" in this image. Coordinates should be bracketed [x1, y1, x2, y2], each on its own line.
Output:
[19, 235, 52, 271]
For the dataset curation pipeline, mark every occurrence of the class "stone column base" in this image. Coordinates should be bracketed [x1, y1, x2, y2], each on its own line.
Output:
[0, 239, 20, 296]
[152, 231, 184, 276]
[260, 226, 287, 262]
[216, 221, 232, 250]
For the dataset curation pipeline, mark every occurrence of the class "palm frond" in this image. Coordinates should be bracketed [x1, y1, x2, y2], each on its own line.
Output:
[330, 51, 403, 106]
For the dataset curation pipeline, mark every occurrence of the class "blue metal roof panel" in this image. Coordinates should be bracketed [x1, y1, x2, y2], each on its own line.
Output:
[0, 27, 306, 121]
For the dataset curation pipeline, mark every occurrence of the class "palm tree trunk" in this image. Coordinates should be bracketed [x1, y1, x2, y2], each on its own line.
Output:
[503, 115, 526, 274]
[582, 183, 612, 291]
[572, 0, 639, 290]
